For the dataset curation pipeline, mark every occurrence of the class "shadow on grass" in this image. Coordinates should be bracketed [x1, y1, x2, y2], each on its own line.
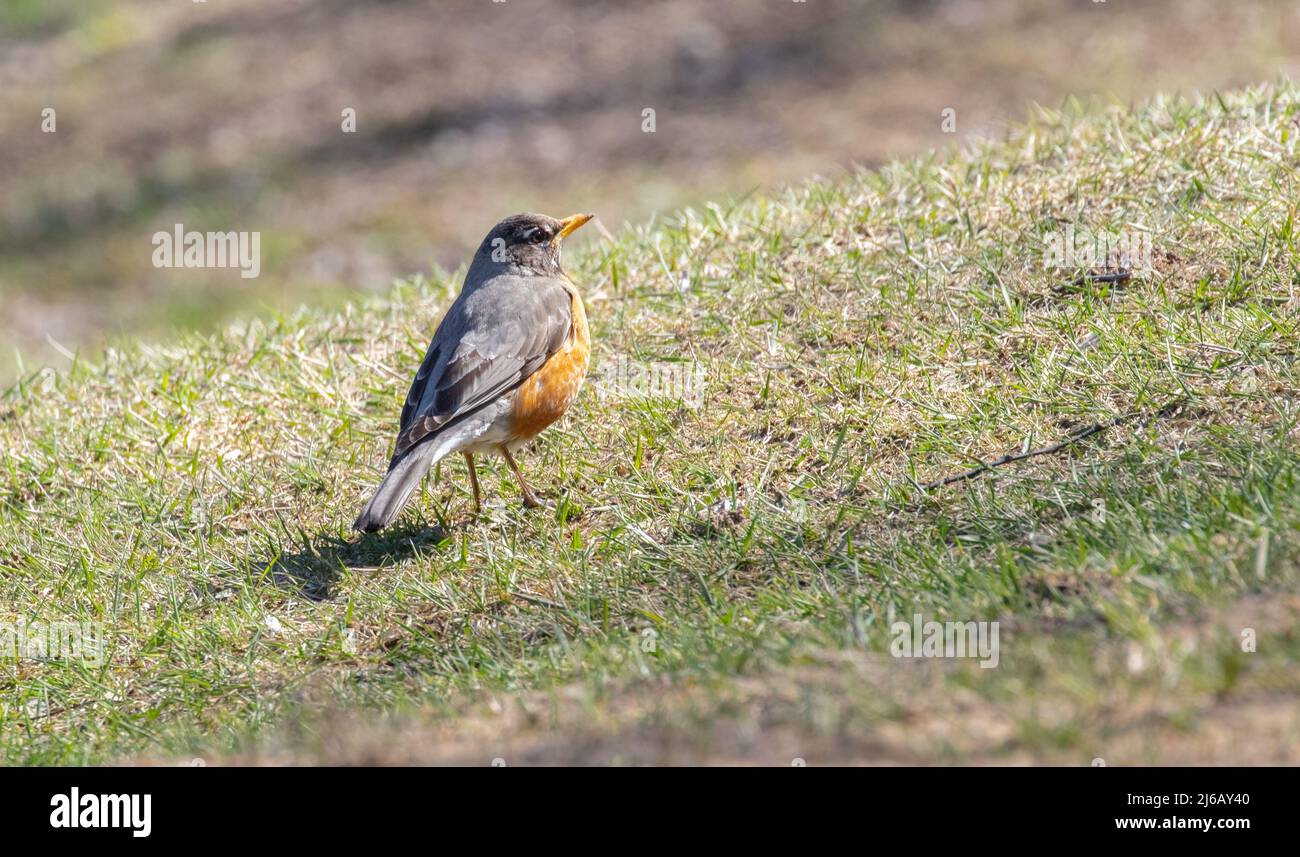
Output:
[258, 520, 451, 601]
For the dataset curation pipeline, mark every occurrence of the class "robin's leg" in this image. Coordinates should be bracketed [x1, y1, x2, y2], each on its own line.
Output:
[463, 452, 482, 514]
[500, 446, 545, 508]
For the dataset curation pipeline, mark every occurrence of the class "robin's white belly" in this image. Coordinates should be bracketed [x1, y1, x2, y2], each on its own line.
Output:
[433, 397, 526, 459]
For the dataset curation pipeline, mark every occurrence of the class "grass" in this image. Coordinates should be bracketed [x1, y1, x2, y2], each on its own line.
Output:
[2, 82, 1299, 764]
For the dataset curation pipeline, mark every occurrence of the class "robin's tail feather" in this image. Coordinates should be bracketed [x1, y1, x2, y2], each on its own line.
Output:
[353, 439, 446, 533]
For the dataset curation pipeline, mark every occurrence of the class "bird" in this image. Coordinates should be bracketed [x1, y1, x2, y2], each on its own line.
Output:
[354, 212, 595, 533]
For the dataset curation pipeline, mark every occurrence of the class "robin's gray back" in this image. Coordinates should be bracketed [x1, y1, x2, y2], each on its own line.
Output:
[392, 273, 572, 461]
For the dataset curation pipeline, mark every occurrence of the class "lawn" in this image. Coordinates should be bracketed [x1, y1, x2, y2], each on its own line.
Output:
[1, 83, 1298, 764]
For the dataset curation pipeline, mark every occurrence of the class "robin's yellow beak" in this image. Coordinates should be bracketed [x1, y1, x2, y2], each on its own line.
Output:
[555, 213, 594, 243]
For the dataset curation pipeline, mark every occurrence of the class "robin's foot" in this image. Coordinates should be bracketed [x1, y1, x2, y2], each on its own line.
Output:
[521, 491, 555, 510]
[501, 446, 551, 510]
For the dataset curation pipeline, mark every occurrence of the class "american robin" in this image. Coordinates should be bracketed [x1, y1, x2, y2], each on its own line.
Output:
[354, 212, 594, 533]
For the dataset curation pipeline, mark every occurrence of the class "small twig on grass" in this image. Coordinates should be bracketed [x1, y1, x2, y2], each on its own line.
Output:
[921, 399, 1183, 492]
[511, 590, 564, 610]
[1052, 268, 1132, 294]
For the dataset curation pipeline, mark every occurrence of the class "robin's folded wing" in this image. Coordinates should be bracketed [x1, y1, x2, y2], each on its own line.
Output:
[391, 276, 572, 461]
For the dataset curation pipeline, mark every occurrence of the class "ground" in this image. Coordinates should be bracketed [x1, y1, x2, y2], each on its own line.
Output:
[2, 82, 1298, 764]
[3, 0, 1299, 379]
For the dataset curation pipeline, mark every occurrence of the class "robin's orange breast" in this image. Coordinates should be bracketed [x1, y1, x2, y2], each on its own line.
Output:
[508, 286, 590, 441]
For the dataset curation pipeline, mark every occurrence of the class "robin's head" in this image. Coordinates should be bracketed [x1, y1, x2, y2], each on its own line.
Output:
[471, 212, 594, 277]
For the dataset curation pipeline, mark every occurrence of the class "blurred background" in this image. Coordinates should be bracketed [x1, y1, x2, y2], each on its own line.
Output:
[1, 0, 1297, 381]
